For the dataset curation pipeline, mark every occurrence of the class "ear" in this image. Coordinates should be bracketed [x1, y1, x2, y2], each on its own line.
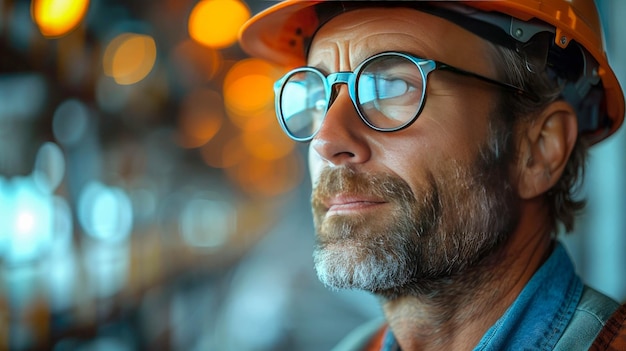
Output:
[515, 101, 578, 199]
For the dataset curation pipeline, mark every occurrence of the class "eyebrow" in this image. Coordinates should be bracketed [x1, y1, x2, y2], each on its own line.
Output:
[308, 49, 429, 74]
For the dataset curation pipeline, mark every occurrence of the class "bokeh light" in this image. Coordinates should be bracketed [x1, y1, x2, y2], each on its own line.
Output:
[52, 99, 90, 146]
[241, 112, 295, 161]
[33, 142, 65, 193]
[0, 177, 54, 264]
[78, 181, 133, 243]
[2, 1, 625, 350]
[188, 0, 250, 49]
[31, 0, 90, 38]
[223, 58, 280, 128]
[180, 198, 235, 248]
[225, 152, 303, 198]
[103, 33, 157, 85]
[45, 245, 77, 312]
[177, 89, 225, 148]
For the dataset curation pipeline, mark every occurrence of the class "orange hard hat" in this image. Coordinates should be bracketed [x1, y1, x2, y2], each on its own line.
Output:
[239, 0, 624, 144]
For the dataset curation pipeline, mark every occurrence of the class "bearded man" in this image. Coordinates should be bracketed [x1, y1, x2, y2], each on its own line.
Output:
[239, 1, 626, 350]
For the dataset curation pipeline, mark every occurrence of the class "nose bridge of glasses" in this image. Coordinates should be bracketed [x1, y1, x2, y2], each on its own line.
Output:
[327, 71, 358, 105]
[327, 71, 355, 86]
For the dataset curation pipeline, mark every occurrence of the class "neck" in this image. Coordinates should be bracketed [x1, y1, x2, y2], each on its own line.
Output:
[380, 199, 554, 351]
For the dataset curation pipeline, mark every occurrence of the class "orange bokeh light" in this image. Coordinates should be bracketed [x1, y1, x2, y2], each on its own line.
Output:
[32, 0, 90, 38]
[188, 0, 250, 49]
[178, 89, 225, 148]
[225, 152, 304, 198]
[226, 74, 274, 115]
[223, 58, 281, 129]
[241, 111, 295, 161]
[103, 33, 157, 85]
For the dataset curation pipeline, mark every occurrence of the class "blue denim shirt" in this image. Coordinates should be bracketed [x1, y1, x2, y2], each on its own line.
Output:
[381, 244, 584, 351]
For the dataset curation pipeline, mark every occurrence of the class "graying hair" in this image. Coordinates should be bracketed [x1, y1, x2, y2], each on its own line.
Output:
[490, 44, 588, 235]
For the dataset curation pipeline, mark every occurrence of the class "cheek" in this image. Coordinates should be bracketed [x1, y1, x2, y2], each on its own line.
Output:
[421, 80, 495, 149]
[308, 146, 325, 186]
[372, 141, 431, 193]
[373, 129, 477, 194]
[401, 102, 493, 165]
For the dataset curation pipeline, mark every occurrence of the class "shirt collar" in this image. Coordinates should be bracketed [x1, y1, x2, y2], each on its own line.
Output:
[381, 243, 583, 351]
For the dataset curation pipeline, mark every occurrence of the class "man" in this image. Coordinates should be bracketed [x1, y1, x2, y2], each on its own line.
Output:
[239, 1, 626, 350]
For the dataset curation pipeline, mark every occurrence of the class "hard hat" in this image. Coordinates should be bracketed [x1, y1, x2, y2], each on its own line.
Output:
[239, 0, 624, 144]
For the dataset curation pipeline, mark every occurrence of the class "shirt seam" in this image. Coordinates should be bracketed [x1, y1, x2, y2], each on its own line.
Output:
[575, 306, 609, 326]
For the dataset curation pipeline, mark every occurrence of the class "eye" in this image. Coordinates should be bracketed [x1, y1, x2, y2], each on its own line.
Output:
[358, 74, 417, 103]
[356, 55, 425, 129]
[374, 77, 417, 100]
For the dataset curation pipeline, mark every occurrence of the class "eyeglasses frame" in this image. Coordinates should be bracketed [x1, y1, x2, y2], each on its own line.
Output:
[274, 51, 539, 142]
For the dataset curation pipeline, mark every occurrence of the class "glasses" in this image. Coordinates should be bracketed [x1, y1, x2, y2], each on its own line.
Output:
[274, 51, 538, 142]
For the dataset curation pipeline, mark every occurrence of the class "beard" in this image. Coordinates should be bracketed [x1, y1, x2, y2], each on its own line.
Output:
[311, 134, 518, 299]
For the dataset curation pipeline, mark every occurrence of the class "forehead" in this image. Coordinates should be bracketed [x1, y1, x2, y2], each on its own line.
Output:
[308, 7, 495, 72]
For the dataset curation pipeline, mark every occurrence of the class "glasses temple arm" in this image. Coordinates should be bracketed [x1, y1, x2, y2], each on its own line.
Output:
[436, 62, 540, 103]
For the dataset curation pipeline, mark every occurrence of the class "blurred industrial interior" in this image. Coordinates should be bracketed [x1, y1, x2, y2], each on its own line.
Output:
[0, 0, 624, 350]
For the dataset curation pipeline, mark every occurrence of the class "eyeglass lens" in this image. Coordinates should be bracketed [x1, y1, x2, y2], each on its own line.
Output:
[278, 54, 426, 140]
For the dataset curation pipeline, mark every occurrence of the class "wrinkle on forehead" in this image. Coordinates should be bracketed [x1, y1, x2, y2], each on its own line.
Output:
[307, 7, 495, 75]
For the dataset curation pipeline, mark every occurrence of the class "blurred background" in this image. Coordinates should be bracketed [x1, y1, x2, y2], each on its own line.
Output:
[0, 0, 624, 350]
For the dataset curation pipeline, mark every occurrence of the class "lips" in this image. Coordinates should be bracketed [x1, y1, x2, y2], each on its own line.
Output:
[325, 194, 386, 215]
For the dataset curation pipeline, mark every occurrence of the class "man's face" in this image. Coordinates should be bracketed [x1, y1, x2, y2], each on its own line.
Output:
[307, 8, 519, 297]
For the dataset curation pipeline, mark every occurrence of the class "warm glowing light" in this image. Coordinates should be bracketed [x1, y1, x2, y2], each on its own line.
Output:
[188, 0, 250, 48]
[103, 33, 157, 85]
[223, 59, 280, 128]
[241, 112, 295, 161]
[226, 153, 304, 197]
[178, 89, 225, 148]
[32, 0, 90, 38]
[227, 75, 274, 114]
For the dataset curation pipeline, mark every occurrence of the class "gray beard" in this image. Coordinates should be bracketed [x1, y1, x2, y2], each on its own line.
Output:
[311, 142, 517, 299]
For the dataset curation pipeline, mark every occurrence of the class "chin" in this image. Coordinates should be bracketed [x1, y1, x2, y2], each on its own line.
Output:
[312, 234, 414, 293]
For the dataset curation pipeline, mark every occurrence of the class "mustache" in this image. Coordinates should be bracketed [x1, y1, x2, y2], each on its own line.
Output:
[311, 166, 417, 208]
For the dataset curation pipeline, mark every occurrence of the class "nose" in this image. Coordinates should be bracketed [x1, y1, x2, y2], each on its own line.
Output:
[310, 86, 372, 166]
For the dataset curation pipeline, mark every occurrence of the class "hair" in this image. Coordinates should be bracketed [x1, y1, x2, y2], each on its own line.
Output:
[489, 44, 588, 235]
